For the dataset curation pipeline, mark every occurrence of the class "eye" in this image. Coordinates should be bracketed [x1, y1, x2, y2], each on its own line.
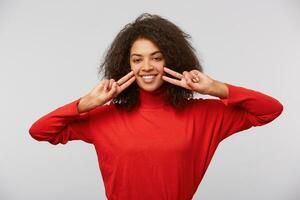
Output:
[153, 57, 162, 61]
[133, 59, 141, 63]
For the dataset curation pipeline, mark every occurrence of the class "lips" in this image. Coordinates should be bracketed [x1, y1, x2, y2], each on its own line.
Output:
[142, 75, 155, 78]
[141, 74, 157, 83]
[140, 74, 158, 76]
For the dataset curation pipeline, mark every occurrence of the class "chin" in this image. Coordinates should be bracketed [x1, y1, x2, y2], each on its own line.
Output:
[136, 76, 164, 92]
[139, 83, 164, 92]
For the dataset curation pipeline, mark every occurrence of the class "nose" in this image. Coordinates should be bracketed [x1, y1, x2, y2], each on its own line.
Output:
[141, 59, 154, 71]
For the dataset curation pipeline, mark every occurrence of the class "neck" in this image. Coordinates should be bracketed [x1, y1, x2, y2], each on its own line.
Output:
[138, 87, 168, 109]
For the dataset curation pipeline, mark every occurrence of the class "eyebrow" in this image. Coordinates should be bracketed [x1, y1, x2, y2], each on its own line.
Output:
[130, 51, 162, 57]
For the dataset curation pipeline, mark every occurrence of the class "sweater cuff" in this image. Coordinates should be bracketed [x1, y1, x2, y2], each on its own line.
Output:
[66, 97, 90, 119]
[219, 83, 246, 106]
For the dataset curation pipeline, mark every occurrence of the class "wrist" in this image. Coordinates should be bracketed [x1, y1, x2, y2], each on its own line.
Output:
[207, 80, 229, 98]
[78, 94, 98, 113]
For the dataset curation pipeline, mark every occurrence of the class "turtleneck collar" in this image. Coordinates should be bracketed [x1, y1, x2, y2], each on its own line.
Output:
[138, 86, 168, 110]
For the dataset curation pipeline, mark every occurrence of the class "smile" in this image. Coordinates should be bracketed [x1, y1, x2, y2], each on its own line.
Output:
[141, 75, 157, 83]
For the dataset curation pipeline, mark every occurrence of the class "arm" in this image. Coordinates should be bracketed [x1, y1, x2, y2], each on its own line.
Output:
[28, 97, 93, 145]
[29, 71, 136, 145]
[213, 82, 284, 141]
[205, 79, 229, 99]
[162, 67, 284, 141]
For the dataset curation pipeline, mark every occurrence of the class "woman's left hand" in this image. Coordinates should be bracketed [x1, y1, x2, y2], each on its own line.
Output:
[162, 66, 214, 95]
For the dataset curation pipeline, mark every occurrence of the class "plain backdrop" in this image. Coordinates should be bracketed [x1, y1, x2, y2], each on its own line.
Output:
[0, 0, 298, 199]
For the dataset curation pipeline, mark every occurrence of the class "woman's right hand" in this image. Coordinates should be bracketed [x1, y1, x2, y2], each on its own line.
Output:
[78, 71, 136, 113]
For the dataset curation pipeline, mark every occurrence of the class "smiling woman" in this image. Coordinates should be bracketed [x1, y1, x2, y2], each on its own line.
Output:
[98, 13, 203, 111]
[130, 38, 165, 91]
[29, 13, 284, 200]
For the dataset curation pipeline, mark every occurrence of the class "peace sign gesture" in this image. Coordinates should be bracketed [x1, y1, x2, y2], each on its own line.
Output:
[162, 67, 215, 95]
[78, 71, 136, 112]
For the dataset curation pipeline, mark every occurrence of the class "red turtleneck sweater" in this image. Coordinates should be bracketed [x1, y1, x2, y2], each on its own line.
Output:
[29, 83, 283, 200]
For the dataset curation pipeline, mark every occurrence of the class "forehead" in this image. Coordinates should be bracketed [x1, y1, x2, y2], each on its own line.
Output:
[130, 38, 162, 56]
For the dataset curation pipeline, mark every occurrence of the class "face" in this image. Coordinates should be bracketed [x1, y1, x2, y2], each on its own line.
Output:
[130, 38, 165, 92]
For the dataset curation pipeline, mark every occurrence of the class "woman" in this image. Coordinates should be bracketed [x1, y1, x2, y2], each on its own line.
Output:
[29, 13, 284, 200]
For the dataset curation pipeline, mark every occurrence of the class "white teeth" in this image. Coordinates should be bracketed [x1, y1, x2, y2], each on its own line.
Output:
[141, 75, 156, 83]
[142, 75, 155, 79]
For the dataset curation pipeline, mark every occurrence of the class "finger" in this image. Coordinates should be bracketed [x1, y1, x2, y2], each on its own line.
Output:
[189, 71, 199, 82]
[108, 82, 118, 97]
[191, 70, 199, 76]
[182, 71, 193, 81]
[183, 71, 193, 85]
[164, 67, 183, 79]
[108, 79, 114, 90]
[193, 77, 200, 82]
[162, 75, 182, 87]
[192, 77, 199, 83]
[162, 75, 192, 90]
[103, 80, 109, 91]
[183, 71, 193, 78]
[191, 71, 200, 82]
[185, 77, 193, 86]
[118, 76, 136, 93]
[117, 71, 134, 86]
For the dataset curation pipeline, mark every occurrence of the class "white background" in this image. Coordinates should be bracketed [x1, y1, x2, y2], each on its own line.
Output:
[0, 0, 298, 199]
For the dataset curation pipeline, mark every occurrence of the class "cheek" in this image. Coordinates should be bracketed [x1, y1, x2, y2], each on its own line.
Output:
[155, 63, 164, 74]
[130, 64, 140, 74]
[150, 60, 164, 70]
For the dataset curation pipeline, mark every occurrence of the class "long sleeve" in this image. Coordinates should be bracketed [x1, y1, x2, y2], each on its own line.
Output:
[216, 83, 284, 141]
[28, 97, 93, 145]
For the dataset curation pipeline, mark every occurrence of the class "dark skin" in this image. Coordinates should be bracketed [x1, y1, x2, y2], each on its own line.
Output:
[78, 67, 228, 113]
[162, 67, 229, 98]
[78, 71, 136, 112]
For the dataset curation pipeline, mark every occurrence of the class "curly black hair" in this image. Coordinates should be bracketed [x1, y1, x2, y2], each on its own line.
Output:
[97, 13, 203, 111]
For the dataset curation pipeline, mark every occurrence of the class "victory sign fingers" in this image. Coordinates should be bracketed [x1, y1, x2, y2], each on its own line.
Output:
[162, 66, 214, 94]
